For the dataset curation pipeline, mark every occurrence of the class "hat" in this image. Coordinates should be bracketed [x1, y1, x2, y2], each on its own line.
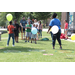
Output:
[28, 17, 30, 19]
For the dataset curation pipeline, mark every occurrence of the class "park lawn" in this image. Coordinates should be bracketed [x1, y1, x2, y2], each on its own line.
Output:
[0, 31, 75, 62]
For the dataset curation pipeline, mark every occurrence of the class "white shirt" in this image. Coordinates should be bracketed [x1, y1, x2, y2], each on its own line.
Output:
[34, 22, 39, 29]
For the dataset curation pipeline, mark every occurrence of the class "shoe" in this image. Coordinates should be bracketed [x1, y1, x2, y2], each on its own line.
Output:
[28, 41, 29, 42]
[35, 42, 37, 44]
[16, 41, 19, 43]
[60, 47, 62, 49]
[6, 45, 9, 47]
[12, 45, 15, 47]
[53, 47, 55, 49]
[25, 41, 27, 42]
[31, 41, 32, 43]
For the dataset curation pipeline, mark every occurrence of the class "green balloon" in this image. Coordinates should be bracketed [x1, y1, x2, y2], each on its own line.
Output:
[6, 14, 13, 21]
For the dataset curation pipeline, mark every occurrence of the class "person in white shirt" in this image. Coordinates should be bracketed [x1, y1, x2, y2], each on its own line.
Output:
[34, 19, 39, 40]
[31, 24, 37, 44]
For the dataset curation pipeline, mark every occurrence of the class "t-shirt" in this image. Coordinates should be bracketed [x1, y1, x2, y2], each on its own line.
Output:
[49, 18, 61, 29]
[20, 20, 27, 28]
[26, 24, 32, 32]
[65, 23, 68, 29]
[34, 22, 39, 29]
[13, 24, 20, 32]
[7, 25, 14, 34]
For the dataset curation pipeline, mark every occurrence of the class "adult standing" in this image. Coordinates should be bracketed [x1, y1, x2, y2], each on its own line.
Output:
[47, 13, 62, 49]
[64, 20, 68, 40]
[13, 20, 20, 43]
[20, 17, 27, 39]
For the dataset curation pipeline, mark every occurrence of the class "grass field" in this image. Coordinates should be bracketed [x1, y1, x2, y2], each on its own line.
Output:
[0, 31, 75, 62]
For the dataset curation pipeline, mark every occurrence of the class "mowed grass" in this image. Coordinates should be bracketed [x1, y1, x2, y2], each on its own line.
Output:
[0, 31, 75, 62]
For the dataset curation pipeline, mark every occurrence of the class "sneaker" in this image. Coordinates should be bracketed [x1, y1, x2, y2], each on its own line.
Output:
[6, 45, 9, 47]
[53, 47, 55, 49]
[31, 41, 32, 43]
[12, 45, 15, 47]
[60, 47, 62, 49]
[28, 41, 29, 42]
[25, 41, 27, 42]
[16, 41, 19, 43]
[35, 42, 37, 44]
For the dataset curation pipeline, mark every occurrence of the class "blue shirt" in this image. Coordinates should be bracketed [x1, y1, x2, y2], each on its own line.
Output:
[20, 20, 27, 28]
[49, 18, 61, 29]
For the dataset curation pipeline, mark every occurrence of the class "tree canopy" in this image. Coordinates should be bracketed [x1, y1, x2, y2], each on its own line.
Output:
[0, 12, 61, 26]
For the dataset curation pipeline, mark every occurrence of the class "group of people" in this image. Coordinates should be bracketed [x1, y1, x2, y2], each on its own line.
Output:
[7, 17, 42, 46]
[6, 13, 68, 49]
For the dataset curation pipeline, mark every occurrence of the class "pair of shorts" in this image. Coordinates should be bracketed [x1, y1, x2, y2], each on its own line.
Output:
[21, 27, 25, 32]
[31, 34, 37, 39]
[65, 29, 68, 31]
[14, 31, 19, 37]
[26, 32, 31, 37]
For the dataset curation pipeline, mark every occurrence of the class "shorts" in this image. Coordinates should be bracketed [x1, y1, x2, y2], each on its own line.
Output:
[21, 27, 25, 32]
[14, 31, 19, 37]
[31, 34, 37, 39]
[65, 29, 68, 31]
[26, 32, 31, 37]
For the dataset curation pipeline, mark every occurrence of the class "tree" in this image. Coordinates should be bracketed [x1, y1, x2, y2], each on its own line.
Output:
[32, 12, 51, 20]
[0, 12, 24, 26]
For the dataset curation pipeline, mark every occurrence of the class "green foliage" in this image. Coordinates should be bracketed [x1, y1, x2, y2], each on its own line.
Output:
[0, 12, 61, 26]
[32, 12, 51, 20]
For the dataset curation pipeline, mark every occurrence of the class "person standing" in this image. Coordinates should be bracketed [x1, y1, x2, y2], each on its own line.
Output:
[47, 13, 62, 49]
[64, 20, 68, 40]
[7, 21, 15, 47]
[38, 21, 42, 38]
[25, 21, 32, 42]
[20, 17, 27, 39]
[13, 20, 20, 43]
[34, 19, 39, 40]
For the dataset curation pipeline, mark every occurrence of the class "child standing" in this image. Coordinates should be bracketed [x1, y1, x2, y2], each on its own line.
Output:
[31, 24, 37, 44]
[25, 21, 32, 42]
[7, 21, 15, 47]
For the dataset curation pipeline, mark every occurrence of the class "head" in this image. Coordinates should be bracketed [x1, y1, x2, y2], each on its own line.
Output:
[14, 20, 17, 24]
[28, 21, 30, 25]
[52, 13, 57, 18]
[38, 20, 41, 25]
[9, 21, 12, 25]
[33, 24, 35, 27]
[22, 17, 25, 20]
[64, 20, 67, 23]
[34, 19, 37, 23]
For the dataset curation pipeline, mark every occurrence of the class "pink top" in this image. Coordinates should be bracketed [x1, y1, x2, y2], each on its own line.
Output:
[65, 23, 68, 29]
[39, 24, 42, 30]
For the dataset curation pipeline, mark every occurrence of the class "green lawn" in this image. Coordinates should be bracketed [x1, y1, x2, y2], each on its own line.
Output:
[0, 32, 75, 62]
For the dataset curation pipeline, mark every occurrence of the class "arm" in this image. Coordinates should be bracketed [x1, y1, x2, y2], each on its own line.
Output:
[20, 23, 23, 27]
[47, 20, 52, 33]
[47, 26, 52, 33]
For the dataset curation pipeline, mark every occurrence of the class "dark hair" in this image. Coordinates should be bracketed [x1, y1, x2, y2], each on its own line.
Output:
[22, 16, 25, 18]
[39, 20, 41, 25]
[14, 19, 17, 22]
[65, 20, 67, 22]
[9, 21, 12, 25]
[52, 13, 57, 18]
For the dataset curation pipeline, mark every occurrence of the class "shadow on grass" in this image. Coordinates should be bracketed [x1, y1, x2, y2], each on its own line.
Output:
[0, 46, 40, 53]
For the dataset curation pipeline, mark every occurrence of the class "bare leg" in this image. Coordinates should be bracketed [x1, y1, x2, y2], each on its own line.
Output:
[31, 38, 32, 43]
[35, 38, 37, 44]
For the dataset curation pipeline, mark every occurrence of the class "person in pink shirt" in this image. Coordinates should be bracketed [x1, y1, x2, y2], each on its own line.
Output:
[64, 20, 68, 40]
